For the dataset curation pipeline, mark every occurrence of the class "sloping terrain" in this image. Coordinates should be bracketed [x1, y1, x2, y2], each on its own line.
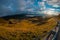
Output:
[0, 15, 57, 40]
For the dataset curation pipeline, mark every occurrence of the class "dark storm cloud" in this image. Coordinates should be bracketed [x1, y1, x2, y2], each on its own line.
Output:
[0, 0, 19, 17]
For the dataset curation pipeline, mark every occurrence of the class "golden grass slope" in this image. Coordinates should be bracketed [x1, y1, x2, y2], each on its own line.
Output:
[0, 17, 57, 40]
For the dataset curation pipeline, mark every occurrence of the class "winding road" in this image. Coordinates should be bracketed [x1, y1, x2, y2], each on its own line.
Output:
[55, 21, 60, 40]
[46, 21, 60, 40]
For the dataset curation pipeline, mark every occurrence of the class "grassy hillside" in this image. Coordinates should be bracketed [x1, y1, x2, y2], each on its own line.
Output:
[56, 14, 60, 20]
[0, 16, 57, 40]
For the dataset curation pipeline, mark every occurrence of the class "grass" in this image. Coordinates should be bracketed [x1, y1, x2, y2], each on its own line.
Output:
[0, 17, 57, 40]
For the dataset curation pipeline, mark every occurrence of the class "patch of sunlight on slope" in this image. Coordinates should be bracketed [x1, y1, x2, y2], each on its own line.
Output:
[15, 18, 57, 32]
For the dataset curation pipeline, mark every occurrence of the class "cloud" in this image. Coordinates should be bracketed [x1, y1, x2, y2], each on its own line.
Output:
[18, 0, 45, 12]
[0, 0, 60, 17]
[18, 0, 34, 11]
[38, 1, 46, 10]
[53, 4, 60, 7]
[43, 8, 59, 16]
[46, 0, 60, 8]
[27, 8, 34, 12]
[43, 0, 47, 1]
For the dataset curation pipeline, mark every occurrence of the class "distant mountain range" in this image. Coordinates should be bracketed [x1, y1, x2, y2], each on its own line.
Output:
[1, 13, 43, 20]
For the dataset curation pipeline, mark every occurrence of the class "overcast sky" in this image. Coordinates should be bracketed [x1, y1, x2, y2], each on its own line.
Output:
[0, 0, 60, 17]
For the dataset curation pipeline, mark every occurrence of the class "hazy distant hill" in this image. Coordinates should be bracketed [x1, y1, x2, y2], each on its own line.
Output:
[54, 14, 60, 20]
[1, 14, 26, 20]
[1, 14, 43, 20]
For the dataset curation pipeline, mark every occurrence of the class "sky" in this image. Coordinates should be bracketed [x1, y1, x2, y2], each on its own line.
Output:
[0, 0, 60, 17]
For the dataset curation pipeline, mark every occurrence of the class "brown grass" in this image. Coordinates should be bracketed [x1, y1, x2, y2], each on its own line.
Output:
[0, 17, 57, 40]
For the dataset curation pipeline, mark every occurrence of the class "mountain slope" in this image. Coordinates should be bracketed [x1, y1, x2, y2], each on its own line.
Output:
[0, 14, 57, 40]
